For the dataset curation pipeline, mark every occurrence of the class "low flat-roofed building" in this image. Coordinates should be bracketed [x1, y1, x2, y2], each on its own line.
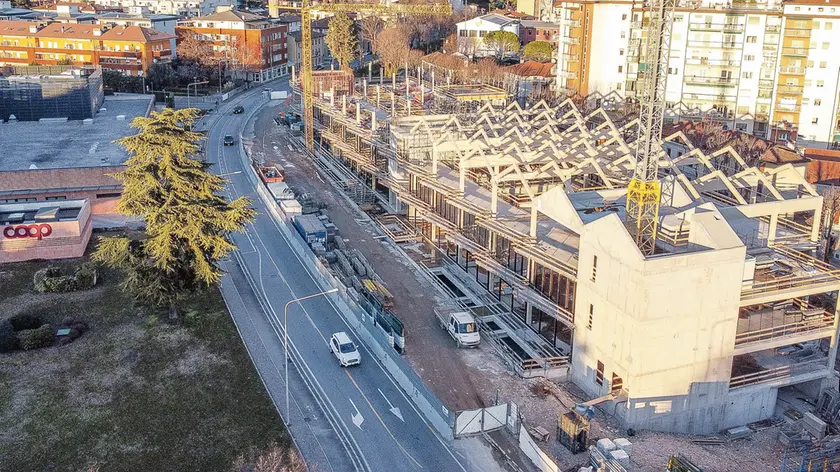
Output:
[0, 198, 92, 263]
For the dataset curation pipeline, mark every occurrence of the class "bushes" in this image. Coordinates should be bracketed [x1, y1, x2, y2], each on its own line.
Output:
[18, 324, 53, 351]
[0, 320, 19, 353]
[9, 313, 41, 331]
[33, 263, 98, 293]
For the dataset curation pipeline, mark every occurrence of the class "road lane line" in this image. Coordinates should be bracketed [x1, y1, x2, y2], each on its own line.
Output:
[345, 371, 423, 470]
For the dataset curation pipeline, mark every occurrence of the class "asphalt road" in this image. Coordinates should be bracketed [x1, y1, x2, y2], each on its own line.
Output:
[203, 80, 473, 472]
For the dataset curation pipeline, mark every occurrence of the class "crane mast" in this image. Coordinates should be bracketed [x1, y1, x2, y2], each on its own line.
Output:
[625, 0, 676, 255]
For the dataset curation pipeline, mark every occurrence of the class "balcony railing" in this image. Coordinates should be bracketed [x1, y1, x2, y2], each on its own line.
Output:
[776, 104, 802, 113]
[765, 25, 781, 33]
[687, 40, 742, 49]
[779, 66, 806, 75]
[729, 357, 828, 389]
[735, 301, 835, 348]
[777, 84, 803, 94]
[557, 70, 578, 79]
[755, 112, 770, 121]
[562, 36, 580, 45]
[782, 47, 808, 56]
[685, 57, 740, 67]
[741, 246, 840, 303]
[561, 53, 579, 62]
[565, 19, 581, 27]
[630, 20, 642, 28]
[684, 75, 738, 86]
[688, 22, 745, 32]
[785, 29, 811, 38]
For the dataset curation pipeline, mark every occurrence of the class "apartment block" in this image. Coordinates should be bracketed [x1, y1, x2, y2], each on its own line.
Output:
[0, 20, 174, 75]
[89, 0, 236, 17]
[176, 9, 289, 82]
[554, 0, 840, 149]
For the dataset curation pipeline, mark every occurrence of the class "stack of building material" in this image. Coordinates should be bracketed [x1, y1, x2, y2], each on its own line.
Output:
[613, 437, 632, 456]
[610, 449, 630, 469]
[596, 438, 617, 455]
[803, 412, 827, 440]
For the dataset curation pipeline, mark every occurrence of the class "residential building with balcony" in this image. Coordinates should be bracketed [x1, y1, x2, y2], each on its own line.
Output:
[176, 9, 289, 82]
[518, 19, 560, 48]
[455, 13, 520, 58]
[89, 0, 236, 17]
[292, 75, 840, 435]
[0, 20, 174, 75]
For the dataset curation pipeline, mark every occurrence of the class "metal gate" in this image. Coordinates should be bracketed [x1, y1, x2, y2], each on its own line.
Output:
[453, 403, 513, 438]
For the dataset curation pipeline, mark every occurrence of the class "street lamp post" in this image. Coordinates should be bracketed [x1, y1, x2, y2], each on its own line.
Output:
[187, 79, 209, 108]
[284, 288, 339, 424]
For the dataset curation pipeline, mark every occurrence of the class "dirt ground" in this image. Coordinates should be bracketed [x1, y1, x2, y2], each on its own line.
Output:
[249, 102, 787, 472]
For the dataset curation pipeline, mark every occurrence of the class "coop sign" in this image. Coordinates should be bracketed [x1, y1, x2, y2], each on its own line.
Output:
[3, 223, 53, 240]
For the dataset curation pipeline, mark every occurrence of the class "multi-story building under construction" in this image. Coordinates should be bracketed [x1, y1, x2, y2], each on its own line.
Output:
[292, 72, 840, 435]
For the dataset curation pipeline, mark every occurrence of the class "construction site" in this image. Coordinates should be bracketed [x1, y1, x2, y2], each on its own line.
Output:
[240, 1, 840, 469]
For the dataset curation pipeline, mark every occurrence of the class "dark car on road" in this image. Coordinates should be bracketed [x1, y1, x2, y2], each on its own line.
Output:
[232, 105, 244, 114]
[223, 135, 235, 146]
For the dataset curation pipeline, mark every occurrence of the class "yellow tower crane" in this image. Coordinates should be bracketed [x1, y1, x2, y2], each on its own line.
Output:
[268, 1, 453, 153]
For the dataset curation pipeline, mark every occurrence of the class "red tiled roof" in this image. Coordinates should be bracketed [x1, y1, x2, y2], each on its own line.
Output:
[759, 146, 806, 165]
[505, 60, 554, 78]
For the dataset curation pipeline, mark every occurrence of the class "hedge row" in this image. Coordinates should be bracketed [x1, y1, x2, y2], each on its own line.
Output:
[33, 263, 98, 293]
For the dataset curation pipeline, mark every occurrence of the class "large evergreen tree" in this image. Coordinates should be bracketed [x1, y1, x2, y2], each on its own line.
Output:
[93, 108, 255, 319]
[326, 12, 358, 72]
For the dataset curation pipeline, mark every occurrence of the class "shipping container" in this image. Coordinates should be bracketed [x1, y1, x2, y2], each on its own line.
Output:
[267, 181, 295, 201]
[293, 214, 328, 244]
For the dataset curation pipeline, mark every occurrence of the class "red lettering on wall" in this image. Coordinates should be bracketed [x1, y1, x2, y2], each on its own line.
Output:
[2, 224, 53, 240]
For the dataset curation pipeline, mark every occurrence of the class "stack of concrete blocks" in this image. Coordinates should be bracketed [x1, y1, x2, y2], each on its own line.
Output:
[803, 412, 827, 440]
[577, 467, 594, 472]
[613, 437, 632, 456]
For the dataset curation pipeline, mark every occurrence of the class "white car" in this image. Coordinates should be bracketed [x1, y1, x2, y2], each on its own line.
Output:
[329, 331, 361, 367]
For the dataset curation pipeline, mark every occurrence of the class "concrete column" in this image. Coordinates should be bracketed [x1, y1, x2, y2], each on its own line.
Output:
[291, 65, 295, 81]
[491, 180, 498, 216]
[812, 204, 823, 243]
[432, 70, 435, 93]
[368, 61, 372, 82]
[768, 212, 779, 245]
[459, 164, 466, 193]
[363, 79, 367, 97]
[826, 296, 840, 373]
[376, 85, 381, 107]
[530, 205, 538, 238]
[371, 175, 377, 189]
[330, 86, 335, 106]
[391, 91, 395, 112]
[371, 113, 377, 132]
[342, 94, 347, 116]
[392, 72, 396, 89]
[355, 102, 361, 124]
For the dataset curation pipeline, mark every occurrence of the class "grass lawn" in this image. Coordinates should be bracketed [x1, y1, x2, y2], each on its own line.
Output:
[0, 247, 292, 472]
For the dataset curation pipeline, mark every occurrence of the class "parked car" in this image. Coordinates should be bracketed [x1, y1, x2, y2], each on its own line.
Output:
[434, 307, 480, 348]
[233, 105, 244, 114]
[329, 331, 361, 367]
[223, 135, 235, 146]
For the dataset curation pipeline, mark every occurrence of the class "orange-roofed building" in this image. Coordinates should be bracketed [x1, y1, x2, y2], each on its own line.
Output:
[0, 21, 174, 76]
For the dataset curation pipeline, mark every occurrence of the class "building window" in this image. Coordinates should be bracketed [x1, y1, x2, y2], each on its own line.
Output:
[823, 42, 830, 50]
[820, 61, 827, 68]
[618, 65, 623, 73]
[737, 106, 749, 114]
[588, 304, 594, 330]
[808, 60, 814, 68]
[815, 99, 822, 106]
[812, 118, 819, 124]
[96, 192, 122, 199]
[746, 35, 757, 43]
[742, 72, 753, 79]
[827, 22, 833, 30]
[745, 55, 754, 61]
[616, 82, 622, 91]
[45, 196, 66, 201]
[591, 255, 597, 281]
[814, 21, 821, 29]
[619, 49, 624, 56]
[818, 80, 825, 87]
[620, 31, 625, 38]
[621, 14, 627, 20]
[611, 373, 623, 393]
[596, 361, 605, 386]
[736, 123, 747, 131]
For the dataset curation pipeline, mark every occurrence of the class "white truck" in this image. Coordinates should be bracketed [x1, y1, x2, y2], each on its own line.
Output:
[434, 307, 480, 348]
